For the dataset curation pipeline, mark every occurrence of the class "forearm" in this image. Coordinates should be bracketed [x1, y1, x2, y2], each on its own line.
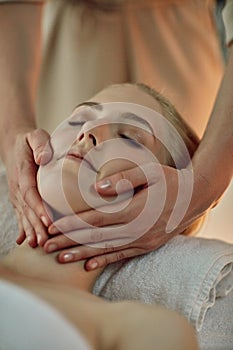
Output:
[0, 3, 43, 162]
[200, 0, 233, 188]
[192, 45, 233, 209]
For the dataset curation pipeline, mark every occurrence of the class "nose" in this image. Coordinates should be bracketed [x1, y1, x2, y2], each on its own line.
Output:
[78, 131, 97, 147]
[77, 124, 111, 151]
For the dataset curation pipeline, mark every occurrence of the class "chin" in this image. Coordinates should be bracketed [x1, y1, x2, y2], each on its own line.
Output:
[37, 165, 75, 217]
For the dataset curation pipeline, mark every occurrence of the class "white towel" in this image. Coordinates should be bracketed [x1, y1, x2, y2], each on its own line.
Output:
[93, 236, 233, 332]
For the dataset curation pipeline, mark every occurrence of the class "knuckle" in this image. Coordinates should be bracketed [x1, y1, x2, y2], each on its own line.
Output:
[101, 255, 110, 267]
[22, 202, 30, 214]
[103, 242, 116, 252]
[60, 235, 73, 245]
[143, 239, 156, 251]
[111, 171, 128, 187]
[33, 221, 43, 234]
[91, 215, 104, 228]
[22, 186, 37, 203]
[24, 225, 34, 236]
[19, 158, 35, 177]
[28, 128, 43, 140]
[90, 230, 103, 242]
[118, 170, 127, 181]
[30, 129, 48, 151]
[116, 251, 126, 261]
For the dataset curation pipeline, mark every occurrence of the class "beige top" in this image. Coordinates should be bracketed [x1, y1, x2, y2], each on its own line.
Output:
[0, 0, 224, 136]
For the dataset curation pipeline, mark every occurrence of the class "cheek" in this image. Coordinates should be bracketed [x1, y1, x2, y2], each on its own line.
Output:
[61, 165, 83, 213]
[37, 163, 77, 217]
[51, 127, 80, 157]
[60, 160, 101, 214]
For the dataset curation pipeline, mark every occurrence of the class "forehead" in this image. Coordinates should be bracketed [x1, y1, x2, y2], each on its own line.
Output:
[89, 85, 162, 113]
[70, 85, 164, 132]
[70, 100, 166, 137]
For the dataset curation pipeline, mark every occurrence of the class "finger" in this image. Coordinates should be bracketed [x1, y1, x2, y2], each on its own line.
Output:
[48, 219, 142, 248]
[49, 209, 125, 235]
[44, 234, 79, 253]
[95, 162, 160, 195]
[57, 244, 118, 264]
[16, 231, 26, 245]
[18, 148, 51, 226]
[15, 211, 26, 245]
[85, 247, 144, 270]
[27, 128, 53, 165]
[50, 224, 134, 248]
[48, 211, 123, 234]
[21, 215, 37, 248]
[48, 214, 90, 235]
[48, 190, 147, 234]
[25, 205, 49, 246]
[20, 179, 51, 227]
[16, 190, 50, 246]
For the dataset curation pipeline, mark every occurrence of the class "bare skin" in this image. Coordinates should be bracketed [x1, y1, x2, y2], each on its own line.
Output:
[0, 245, 198, 350]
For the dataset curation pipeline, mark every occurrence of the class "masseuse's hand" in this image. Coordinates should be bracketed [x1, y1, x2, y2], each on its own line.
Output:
[45, 162, 208, 270]
[5, 128, 53, 248]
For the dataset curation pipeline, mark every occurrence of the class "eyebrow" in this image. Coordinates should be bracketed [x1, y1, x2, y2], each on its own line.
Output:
[120, 112, 154, 134]
[72, 102, 154, 134]
[73, 101, 103, 111]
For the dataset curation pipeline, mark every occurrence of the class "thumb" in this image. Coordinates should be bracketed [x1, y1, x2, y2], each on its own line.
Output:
[96, 162, 165, 195]
[27, 128, 53, 165]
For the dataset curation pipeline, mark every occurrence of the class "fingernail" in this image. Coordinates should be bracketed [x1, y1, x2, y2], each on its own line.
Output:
[37, 234, 43, 245]
[97, 179, 112, 190]
[47, 243, 58, 253]
[49, 226, 59, 234]
[90, 261, 98, 270]
[63, 253, 73, 262]
[41, 216, 49, 227]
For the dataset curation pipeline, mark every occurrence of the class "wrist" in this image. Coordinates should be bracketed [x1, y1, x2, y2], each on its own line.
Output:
[0, 88, 37, 163]
[0, 122, 35, 164]
[191, 144, 231, 214]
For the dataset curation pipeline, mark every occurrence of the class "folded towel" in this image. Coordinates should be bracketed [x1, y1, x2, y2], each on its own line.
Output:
[93, 236, 233, 332]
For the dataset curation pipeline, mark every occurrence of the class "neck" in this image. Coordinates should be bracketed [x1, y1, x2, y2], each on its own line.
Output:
[1, 241, 103, 291]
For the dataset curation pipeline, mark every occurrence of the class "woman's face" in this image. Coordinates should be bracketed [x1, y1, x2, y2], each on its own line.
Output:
[38, 85, 167, 217]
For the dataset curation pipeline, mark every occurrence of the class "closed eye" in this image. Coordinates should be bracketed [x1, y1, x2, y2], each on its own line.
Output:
[68, 121, 86, 126]
[119, 134, 142, 148]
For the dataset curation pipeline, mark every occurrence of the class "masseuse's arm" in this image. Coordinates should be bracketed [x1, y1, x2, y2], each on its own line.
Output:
[0, 3, 52, 247]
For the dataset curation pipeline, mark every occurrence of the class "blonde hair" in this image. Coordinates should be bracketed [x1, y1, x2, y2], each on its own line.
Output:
[135, 83, 201, 167]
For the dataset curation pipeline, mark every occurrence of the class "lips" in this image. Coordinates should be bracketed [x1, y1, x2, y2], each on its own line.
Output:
[66, 150, 96, 172]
